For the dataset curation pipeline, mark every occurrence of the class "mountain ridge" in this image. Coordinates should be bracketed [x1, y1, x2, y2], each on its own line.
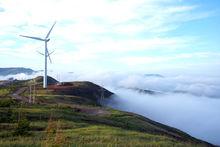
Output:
[0, 67, 36, 76]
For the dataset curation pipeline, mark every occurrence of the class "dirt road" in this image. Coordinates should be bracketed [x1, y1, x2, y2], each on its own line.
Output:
[10, 87, 29, 103]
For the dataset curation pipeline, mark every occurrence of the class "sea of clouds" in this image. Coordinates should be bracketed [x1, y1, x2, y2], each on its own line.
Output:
[1, 71, 220, 145]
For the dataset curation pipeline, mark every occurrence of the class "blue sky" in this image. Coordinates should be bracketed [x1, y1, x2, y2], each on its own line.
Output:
[0, 0, 219, 76]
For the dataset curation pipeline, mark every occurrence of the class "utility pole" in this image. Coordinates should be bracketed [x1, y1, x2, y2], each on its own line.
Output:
[100, 86, 105, 105]
[33, 79, 36, 104]
[29, 84, 32, 103]
[29, 79, 36, 104]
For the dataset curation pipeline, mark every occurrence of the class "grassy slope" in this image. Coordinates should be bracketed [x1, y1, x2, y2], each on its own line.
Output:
[0, 78, 213, 146]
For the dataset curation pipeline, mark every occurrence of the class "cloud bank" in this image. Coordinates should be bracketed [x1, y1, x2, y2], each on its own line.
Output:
[2, 71, 220, 98]
[105, 89, 220, 145]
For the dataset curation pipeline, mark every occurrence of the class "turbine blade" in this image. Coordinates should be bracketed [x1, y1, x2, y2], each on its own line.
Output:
[48, 50, 55, 56]
[20, 35, 46, 41]
[36, 51, 44, 56]
[46, 48, 52, 63]
[45, 22, 56, 39]
[48, 53, 52, 63]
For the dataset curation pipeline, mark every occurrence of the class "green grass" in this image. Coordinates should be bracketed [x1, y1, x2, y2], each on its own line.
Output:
[0, 89, 11, 97]
[0, 124, 207, 147]
[0, 102, 209, 147]
[0, 120, 205, 147]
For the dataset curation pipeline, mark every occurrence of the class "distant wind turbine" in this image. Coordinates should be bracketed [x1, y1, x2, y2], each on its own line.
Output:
[20, 22, 56, 88]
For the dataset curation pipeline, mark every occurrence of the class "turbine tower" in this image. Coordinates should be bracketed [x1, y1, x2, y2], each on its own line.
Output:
[20, 22, 56, 89]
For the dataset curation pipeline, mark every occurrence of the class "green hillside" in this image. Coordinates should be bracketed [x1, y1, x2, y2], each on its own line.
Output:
[0, 77, 213, 146]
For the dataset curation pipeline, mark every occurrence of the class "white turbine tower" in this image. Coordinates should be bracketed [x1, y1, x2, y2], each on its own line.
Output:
[20, 22, 56, 89]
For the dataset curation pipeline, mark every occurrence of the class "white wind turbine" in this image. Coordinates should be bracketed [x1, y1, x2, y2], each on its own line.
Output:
[20, 22, 56, 89]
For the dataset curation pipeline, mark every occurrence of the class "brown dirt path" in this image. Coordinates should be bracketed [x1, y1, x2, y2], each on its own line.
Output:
[10, 87, 29, 103]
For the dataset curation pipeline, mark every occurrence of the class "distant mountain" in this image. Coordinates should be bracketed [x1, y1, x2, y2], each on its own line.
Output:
[0, 67, 35, 76]
[144, 74, 164, 78]
[131, 87, 162, 95]
[121, 87, 162, 95]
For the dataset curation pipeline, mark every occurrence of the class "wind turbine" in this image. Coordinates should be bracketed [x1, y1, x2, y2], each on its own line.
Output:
[20, 22, 56, 89]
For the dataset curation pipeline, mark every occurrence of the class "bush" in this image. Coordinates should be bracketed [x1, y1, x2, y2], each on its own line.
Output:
[0, 108, 16, 123]
[14, 118, 30, 136]
[0, 98, 16, 107]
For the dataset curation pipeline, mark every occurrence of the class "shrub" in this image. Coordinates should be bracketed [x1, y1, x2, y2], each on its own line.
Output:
[0, 98, 16, 107]
[46, 119, 57, 134]
[44, 120, 66, 145]
[0, 108, 16, 123]
[14, 118, 30, 136]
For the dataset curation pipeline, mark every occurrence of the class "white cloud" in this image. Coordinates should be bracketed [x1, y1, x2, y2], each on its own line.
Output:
[0, 0, 217, 73]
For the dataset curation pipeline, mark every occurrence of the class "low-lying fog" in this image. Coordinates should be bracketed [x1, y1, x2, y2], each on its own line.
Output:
[105, 89, 220, 145]
[1, 72, 220, 145]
